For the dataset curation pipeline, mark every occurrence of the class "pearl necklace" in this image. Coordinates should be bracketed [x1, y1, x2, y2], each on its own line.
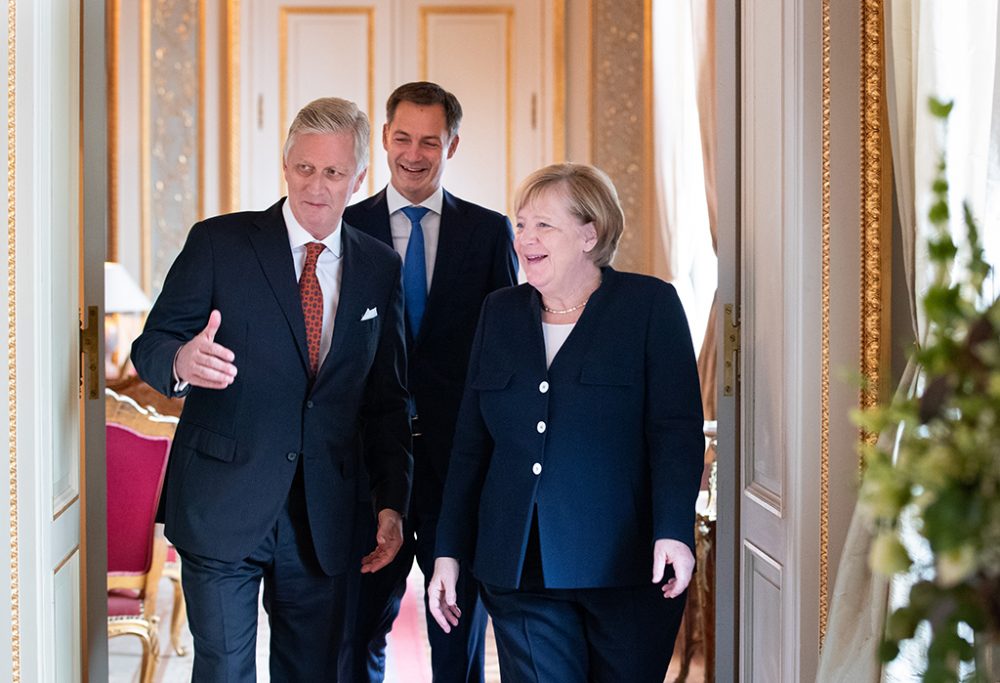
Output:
[541, 299, 590, 315]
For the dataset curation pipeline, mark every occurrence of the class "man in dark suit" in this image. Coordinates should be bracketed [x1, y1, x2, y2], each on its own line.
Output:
[341, 81, 517, 683]
[131, 97, 412, 682]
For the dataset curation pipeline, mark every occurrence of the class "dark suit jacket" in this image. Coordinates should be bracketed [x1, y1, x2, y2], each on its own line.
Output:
[344, 188, 516, 495]
[435, 268, 704, 589]
[131, 199, 412, 576]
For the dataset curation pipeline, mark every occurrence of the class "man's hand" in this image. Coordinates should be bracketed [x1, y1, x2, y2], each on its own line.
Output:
[174, 309, 237, 389]
[361, 508, 404, 574]
[427, 557, 462, 633]
[652, 538, 695, 599]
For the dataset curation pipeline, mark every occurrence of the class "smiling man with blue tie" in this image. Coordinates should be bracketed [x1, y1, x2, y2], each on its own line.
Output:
[342, 81, 517, 683]
[131, 97, 412, 682]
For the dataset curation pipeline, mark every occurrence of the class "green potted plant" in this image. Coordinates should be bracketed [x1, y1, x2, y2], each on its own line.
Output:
[858, 98, 1000, 682]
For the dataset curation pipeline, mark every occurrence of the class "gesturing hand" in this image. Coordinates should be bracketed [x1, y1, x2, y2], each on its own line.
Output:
[427, 557, 462, 633]
[361, 509, 404, 574]
[652, 538, 695, 599]
[174, 310, 237, 389]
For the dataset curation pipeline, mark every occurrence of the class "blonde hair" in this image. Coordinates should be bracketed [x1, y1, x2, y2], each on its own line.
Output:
[514, 163, 624, 267]
[283, 97, 370, 171]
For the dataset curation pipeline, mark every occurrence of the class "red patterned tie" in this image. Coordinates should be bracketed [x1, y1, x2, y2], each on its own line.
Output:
[299, 242, 326, 376]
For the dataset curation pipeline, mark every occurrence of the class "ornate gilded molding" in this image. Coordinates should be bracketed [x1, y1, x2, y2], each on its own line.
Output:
[591, 0, 649, 274]
[860, 0, 889, 431]
[220, 0, 239, 214]
[106, 0, 119, 261]
[820, 0, 832, 644]
[6, 0, 19, 677]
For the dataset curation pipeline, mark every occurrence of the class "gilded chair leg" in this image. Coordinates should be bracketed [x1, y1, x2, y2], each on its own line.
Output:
[169, 574, 188, 656]
[140, 622, 160, 683]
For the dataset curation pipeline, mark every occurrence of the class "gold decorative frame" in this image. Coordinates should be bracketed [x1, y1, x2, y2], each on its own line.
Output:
[819, 0, 832, 642]
[860, 0, 893, 429]
[6, 0, 19, 678]
[278, 6, 375, 196]
[106, 0, 120, 261]
[419, 5, 514, 207]
[220, 0, 239, 214]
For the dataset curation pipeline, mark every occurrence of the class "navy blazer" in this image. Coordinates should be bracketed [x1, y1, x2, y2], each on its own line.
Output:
[435, 268, 704, 589]
[131, 199, 412, 576]
[344, 188, 517, 485]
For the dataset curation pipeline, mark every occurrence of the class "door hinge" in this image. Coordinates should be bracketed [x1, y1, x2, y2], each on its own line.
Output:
[723, 303, 741, 397]
[80, 305, 100, 400]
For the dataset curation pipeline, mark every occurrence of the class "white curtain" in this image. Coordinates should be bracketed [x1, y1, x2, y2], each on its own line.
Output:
[651, 0, 718, 357]
[818, 1, 1000, 680]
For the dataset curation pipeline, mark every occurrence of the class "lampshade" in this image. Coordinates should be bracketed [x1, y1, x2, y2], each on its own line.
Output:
[104, 261, 151, 314]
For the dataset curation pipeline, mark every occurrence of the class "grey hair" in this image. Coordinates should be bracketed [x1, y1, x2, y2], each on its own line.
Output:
[283, 97, 370, 171]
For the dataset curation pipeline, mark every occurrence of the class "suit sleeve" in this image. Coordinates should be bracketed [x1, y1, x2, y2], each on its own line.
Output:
[361, 255, 414, 515]
[131, 222, 215, 397]
[646, 283, 705, 551]
[490, 216, 518, 290]
[434, 297, 495, 562]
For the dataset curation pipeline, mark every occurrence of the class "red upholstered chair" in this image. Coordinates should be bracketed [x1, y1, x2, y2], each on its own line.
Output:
[106, 420, 171, 683]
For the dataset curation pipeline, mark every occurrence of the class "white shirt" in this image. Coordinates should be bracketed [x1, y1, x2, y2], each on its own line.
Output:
[386, 183, 443, 290]
[541, 322, 576, 368]
[283, 199, 343, 370]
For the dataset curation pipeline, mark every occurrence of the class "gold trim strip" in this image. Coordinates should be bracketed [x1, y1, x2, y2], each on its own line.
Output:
[552, 0, 565, 161]
[106, 0, 119, 261]
[279, 7, 376, 194]
[197, 0, 206, 220]
[860, 0, 885, 433]
[419, 6, 515, 208]
[820, 0, 832, 644]
[220, 0, 240, 213]
[6, 0, 19, 677]
[53, 544, 80, 576]
[52, 493, 79, 522]
[139, 0, 151, 292]
[643, 0, 653, 274]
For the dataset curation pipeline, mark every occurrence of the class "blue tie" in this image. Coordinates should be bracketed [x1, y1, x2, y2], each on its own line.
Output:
[401, 205, 430, 336]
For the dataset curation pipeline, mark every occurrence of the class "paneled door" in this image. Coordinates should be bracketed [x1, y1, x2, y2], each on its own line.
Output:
[243, 0, 554, 217]
[4, 0, 108, 681]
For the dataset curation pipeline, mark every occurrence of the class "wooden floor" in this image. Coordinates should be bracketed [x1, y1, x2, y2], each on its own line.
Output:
[109, 567, 703, 682]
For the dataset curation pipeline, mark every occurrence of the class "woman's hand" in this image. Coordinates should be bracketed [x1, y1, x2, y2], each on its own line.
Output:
[428, 557, 463, 633]
[652, 538, 695, 598]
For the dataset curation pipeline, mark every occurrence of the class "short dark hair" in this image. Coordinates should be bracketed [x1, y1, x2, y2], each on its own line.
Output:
[386, 82, 463, 140]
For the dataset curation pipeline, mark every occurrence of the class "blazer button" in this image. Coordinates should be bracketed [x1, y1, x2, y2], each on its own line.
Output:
[306, 400, 314, 409]
[532, 462, 542, 475]
[538, 381, 549, 393]
[536, 421, 546, 433]
[286, 452, 298, 461]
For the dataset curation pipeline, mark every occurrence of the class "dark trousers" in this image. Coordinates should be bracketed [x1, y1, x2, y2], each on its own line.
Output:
[341, 440, 488, 682]
[480, 581, 687, 683]
[178, 465, 348, 682]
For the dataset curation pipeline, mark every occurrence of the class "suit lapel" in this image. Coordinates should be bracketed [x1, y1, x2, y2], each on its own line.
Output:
[248, 200, 310, 375]
[420, 191, 474, 343]
[361, 190, 394, 246]
[317, 225, 370, 379]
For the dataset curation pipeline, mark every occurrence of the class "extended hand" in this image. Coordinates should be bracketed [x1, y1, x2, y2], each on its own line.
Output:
[174, 310, 237, 389]
[361, 509, 404, 574]
[652, 538, 695, 599]
[427, 557, 462, 633]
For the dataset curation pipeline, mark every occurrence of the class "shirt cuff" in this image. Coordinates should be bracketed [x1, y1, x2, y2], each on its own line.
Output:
[172, 348, 189, 394]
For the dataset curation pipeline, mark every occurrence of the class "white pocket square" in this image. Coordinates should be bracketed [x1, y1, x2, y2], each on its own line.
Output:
[360, 307, 378, 321]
